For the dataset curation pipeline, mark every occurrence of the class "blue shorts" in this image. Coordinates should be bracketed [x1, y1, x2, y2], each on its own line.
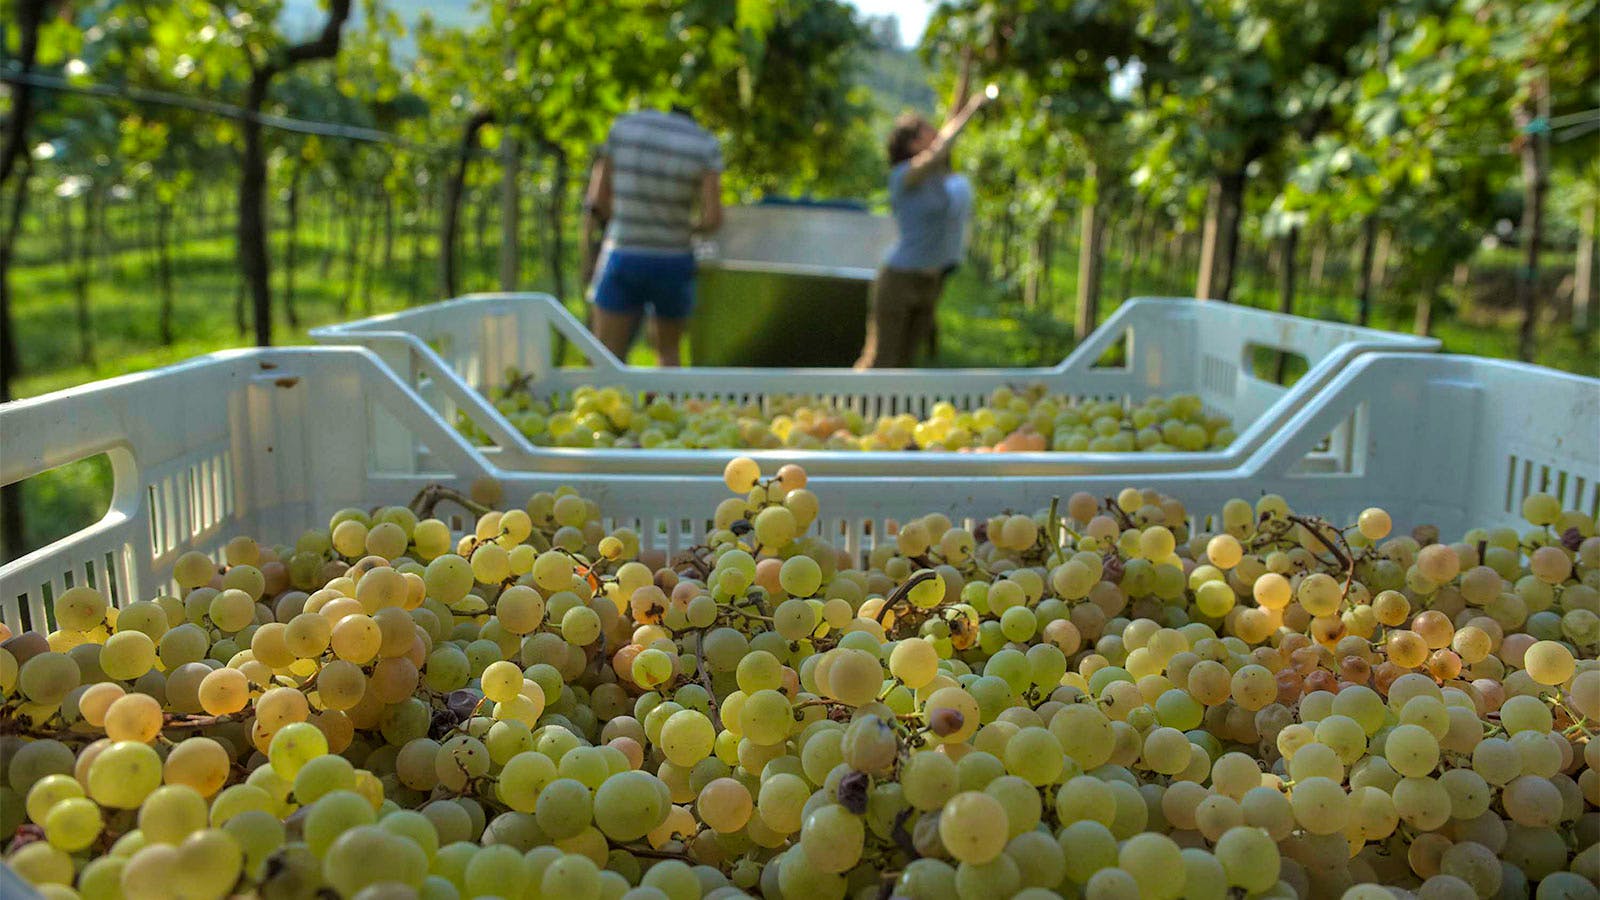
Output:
[592, 250, 696, 320]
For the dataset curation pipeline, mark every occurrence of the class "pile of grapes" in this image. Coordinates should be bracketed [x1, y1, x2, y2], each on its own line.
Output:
[2, 459, 1597, 900]
[467, 383, 1237, 453]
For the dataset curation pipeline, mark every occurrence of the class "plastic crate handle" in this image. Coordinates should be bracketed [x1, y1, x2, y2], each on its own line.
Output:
[328, 331, 541, 458]
[0, 373, 148, 502]
[314, 293, 625, 376]
[462, 292, 626, 374]
[0, 350, 498, 595]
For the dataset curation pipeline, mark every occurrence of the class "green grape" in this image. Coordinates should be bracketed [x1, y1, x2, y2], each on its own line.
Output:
[735, 650, 783, 693]
[1059, 819, 1119, 884]
[479, 660, 522, 704]
[1289, 777, 1348, 835]
[223, 809, 287, 877]
[901, 751, 959, 812]
[696, 777, 752, 834]
[423, 555, 474, 605]
[1084, 867, 1141, 900]
[324, 825, 426, 896]
[18, 652, 80, 706]
[303, 790, 378, 857]
[89, 741, 163, 810]
[78, 854, 127, 898]
[1118, 832, 1185, 900]
[938, 792, 1008, 864]
[659, 709, 716, 767]
[755, 772, 810, 833]
[1241, 786, 1296, 841]
[1393, 775, 1452, 831]
[541, 853, 601, 898]
[799, 803, 865, 873]
[897, 858, 959, 899]
[739, 689, 793, 746]
[138, 784, 209, 844]
[43, 796, 103, 851]
[842, 714, 899, 775]
[531, 551, 575, 592]
[1502, 774, 1562, 827]
[100, 630, 157, 681]
[984, 775, 1041, 839]
[1523, 640, 1575, 685]
[432, 735, 490, 792]
[631, 648, 675, 689]
[1213, 826, 1278, 893]
[778, 556, 823, 597]
[267, 721, 328, 780]
[9, 841, 77, 887]
[292, 753, 357, 804]
[1140, 726, 1192, 776]
[1049, 703, 1114, 768]
[534, 778, 592, 840]
[207, 784, 274, 827]
[25, 774, 85, 825]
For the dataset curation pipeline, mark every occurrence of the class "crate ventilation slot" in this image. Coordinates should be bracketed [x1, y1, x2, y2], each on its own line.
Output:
[1503, 454, 1600, 519]
[147, 450, 236, 558]
[7, 547, 131, 634]
[1202, 354, 1238, 398]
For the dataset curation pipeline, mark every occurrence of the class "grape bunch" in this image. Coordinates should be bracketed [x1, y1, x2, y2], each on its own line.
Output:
[1, 461, 1596, 900]
[468, 382, 1236, 454]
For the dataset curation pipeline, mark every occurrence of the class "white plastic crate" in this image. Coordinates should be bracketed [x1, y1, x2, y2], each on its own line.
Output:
[309, 294, 1439, 476]
[4, 347, 1595, 637]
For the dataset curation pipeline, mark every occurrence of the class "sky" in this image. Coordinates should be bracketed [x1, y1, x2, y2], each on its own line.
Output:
[284, 0, 934, 51]
[845, 0, 933, 48]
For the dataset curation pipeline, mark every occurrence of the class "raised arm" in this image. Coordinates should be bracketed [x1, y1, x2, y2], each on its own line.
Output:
[903, 90, 988, 187]
[948, 46, 974, 121]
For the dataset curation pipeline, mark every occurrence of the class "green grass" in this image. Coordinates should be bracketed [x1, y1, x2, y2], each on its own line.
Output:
[921, 241, 1597, 376]
[10, 219, 563, 397]
[4, 205, 574, 561]
[4, 206, 1595, 564]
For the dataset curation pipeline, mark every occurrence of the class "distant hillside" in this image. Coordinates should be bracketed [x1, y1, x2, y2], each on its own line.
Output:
[865, 45, 936, 117]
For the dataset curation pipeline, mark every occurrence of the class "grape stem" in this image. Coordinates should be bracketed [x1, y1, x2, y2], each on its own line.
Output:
[1546, 692, 1592, 737]
[718, 603, 772, 624]
[1045, 495, 1066, 567]
[688, 627, 722, 730]
[608, 841, 696, 862]
[161, 713, 237, 731]
[792, 698, 854, 719]
[674, 547, 712, 580]
[1102, 497, 1137, 530]
[407, 484, 494, 519]
[872, 569, 940, 626]
[1285, 514, 1355, 572]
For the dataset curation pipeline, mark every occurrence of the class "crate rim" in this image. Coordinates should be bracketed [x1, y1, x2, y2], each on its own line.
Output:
[309, 293, 1442, 475]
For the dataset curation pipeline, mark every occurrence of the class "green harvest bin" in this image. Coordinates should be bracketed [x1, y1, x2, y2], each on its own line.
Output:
[690, 203, 896, 367]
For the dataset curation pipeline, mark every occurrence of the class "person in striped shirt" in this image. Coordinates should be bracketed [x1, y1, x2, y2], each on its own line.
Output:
[582, 107, 724, 366]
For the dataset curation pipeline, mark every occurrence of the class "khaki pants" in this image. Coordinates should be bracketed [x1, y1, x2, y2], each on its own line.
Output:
[855, 267, 944, 369]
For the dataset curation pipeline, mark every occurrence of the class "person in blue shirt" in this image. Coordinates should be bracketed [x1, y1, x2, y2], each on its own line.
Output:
[854, 81, 989, 369]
